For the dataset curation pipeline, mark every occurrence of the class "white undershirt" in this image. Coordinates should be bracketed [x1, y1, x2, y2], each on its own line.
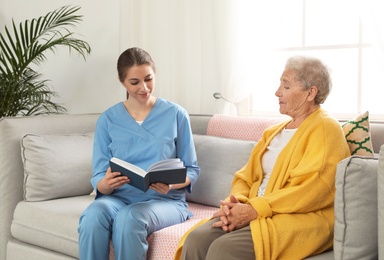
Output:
[258, 128, 297, 197]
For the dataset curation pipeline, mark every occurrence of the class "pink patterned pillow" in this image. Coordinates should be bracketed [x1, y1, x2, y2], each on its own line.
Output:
[207, 114, 286, 141]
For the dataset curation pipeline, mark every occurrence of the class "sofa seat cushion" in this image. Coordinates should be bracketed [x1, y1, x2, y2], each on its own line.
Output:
[147, 202, 217, 259]
[11, 195, 94, 258]
[305, 250, 333, 259]
[11, 196, 217, 260]
[109, 203, 218, 259]
[111, 203, 218, 259]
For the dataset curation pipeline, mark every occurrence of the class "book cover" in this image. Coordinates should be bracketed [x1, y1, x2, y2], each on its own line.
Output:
[109, 157, 187, 192]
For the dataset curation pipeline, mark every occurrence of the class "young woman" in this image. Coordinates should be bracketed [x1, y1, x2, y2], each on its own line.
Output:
[78, 47, 199, 260]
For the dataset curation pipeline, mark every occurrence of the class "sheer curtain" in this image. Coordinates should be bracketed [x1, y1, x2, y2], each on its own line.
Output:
[119, 0, 264, 115]
[210, 1, 273, 115]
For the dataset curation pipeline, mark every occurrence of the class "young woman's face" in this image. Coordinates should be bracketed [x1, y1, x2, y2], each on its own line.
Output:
[275, 69, 310, 118]
[121, 64, 155, 102]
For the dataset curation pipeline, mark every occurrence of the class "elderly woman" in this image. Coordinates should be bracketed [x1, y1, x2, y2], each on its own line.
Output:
[176, 56, 350, 260]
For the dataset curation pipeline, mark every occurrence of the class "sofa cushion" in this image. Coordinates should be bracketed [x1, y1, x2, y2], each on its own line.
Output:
[11, 196, 217, 260]
[187, 134, 256, 207]
[11, 195, 94, 258]
[147, 202, 217, 259]
[21, 133, 94, 201]
[342, 111, 374, 156]
[334, 155, 378, 260]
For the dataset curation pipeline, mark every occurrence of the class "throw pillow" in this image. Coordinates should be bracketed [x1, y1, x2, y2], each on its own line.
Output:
[186, 134, 256, 207]
[342, 111, 374, 156]
[21, 132, 94, 201]
[334, 155, 378, 259]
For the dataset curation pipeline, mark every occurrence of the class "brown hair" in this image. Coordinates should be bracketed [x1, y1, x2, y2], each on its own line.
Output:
[117, 47, 156, 82]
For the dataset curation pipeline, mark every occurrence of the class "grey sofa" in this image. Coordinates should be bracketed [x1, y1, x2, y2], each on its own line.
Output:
[1, 113, 383, 260]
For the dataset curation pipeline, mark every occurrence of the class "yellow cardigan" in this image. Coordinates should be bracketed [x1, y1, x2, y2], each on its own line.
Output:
[175, 108, 350, 260]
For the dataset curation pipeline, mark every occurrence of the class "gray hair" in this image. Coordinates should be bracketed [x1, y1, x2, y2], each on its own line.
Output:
[285, 56, 332, 104]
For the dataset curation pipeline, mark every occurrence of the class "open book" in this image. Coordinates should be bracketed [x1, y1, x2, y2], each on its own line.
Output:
[109, 157, 187, 192]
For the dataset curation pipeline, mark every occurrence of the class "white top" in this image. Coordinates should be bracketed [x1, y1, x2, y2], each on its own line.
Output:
[258, 128, 297, 197]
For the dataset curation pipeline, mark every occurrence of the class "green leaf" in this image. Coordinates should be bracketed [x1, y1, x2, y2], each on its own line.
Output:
[0, 5, 91, 118]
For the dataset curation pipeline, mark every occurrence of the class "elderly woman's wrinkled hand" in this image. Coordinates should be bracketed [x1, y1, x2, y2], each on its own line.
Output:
[211, 195, 237, 232]
[212, 195, 258, 232]
[211, 204, 231, 231]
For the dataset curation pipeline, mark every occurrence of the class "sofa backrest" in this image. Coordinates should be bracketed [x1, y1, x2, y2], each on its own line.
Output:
[190, 114, 384, 154]
[206, 114, 286, 141]
[364, 121, 384, 154]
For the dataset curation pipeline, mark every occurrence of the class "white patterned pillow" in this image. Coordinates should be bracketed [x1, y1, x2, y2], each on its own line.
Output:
[21, 133, 94, 201]
[342, 111, 374, 156]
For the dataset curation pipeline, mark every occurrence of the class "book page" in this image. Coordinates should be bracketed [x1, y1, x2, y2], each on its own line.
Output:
[110, 157, 147, 177]
[148, 158, 184, 171]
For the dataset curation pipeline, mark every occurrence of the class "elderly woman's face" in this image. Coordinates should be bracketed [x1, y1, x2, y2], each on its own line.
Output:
[275, 69, 311, 118]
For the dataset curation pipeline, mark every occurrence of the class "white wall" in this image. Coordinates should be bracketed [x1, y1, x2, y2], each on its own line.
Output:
[0, 0, 223, 115]
[0, 1, 133, 115]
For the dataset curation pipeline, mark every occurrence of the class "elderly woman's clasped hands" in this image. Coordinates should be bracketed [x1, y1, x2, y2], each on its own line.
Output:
[211, 195, 258, 232]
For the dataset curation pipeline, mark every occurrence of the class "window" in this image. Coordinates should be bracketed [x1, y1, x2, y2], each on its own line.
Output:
[249, 0, 383, 120]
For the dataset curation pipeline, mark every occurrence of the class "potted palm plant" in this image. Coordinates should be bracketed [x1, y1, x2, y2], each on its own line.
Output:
[0, 5, 91, 118]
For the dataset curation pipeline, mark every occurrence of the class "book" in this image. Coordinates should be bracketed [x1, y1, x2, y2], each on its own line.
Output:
[109, 157, 187, 192]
